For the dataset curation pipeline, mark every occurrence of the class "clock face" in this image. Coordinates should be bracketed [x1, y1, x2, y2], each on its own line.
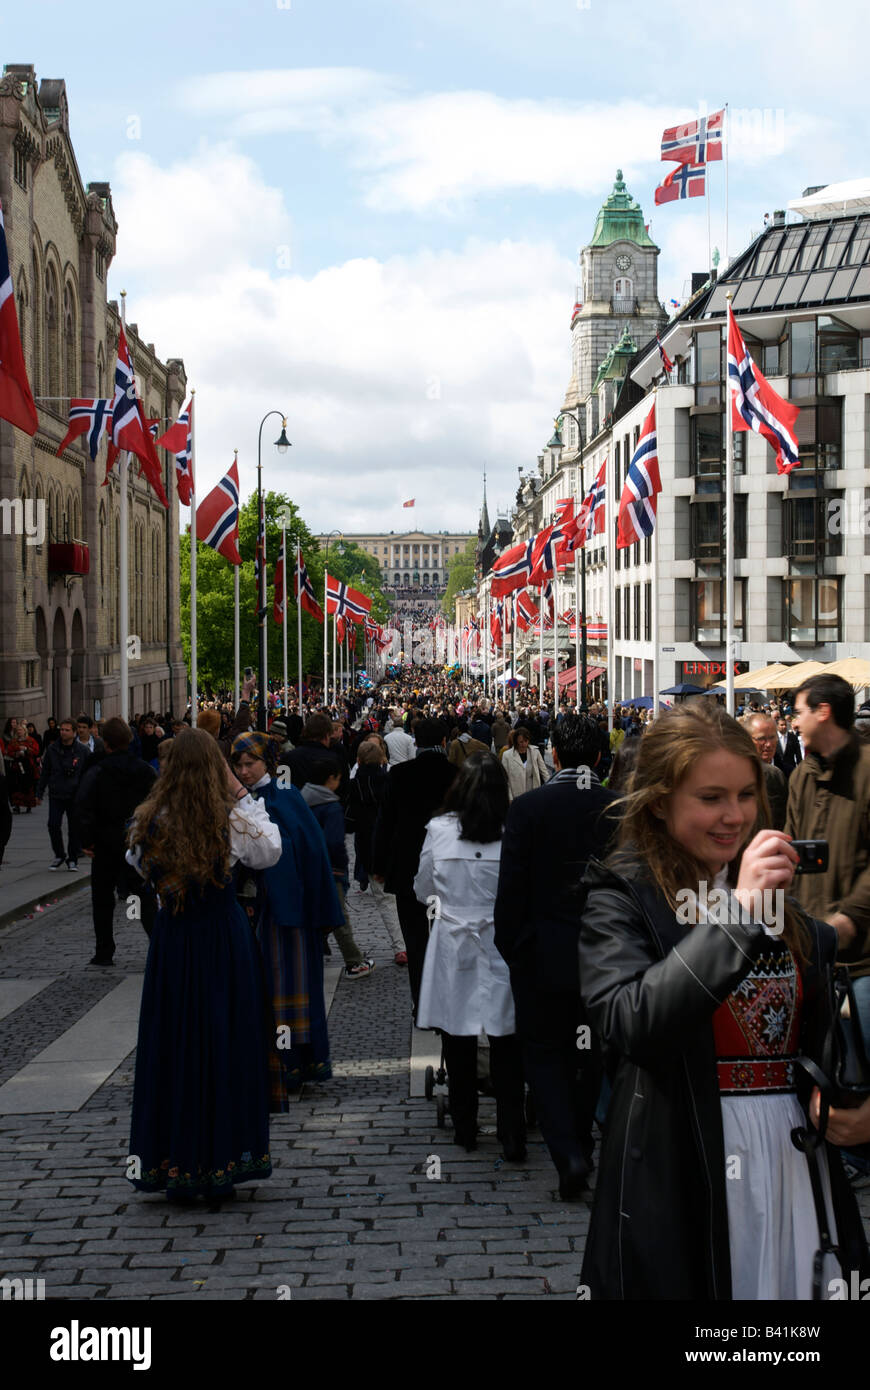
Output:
[615, 254, 632, 272]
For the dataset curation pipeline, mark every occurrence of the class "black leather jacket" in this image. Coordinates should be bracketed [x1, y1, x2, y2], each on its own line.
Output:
[578, 850, 869, 1300]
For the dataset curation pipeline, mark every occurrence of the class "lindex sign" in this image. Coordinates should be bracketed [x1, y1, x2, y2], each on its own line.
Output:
[681, 661, 749, 676]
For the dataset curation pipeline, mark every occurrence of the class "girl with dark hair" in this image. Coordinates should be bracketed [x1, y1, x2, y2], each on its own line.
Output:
[125, 729, 282, 1203]
[413, 753, 525, 1158]
[579, 699, 869, 1299]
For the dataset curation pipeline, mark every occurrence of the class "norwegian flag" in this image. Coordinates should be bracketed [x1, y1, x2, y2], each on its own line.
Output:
[273, 535, 285, 625]
[656, 334, 674, 375]
[295, 551, 324, 623]
[490, 536, 537, 598]
[727, 302, 800, 474]
[364, 614, 380, 642]
[56, 399, 113, 461]
[617, 405, 661, 548]
[587, 620, 608, 641]
[156, 397, 194, 506]
[326, 574, 372, 623]
[515, 589, 539, 633]
[195, 458, 242, 564]
[0, 200, 38, 435]
[655, 162, 706, 205]
[106, 326, 169, 507]
[580, 460, 606, 545]
[490, 600, 503, 650]
[560, 607, 575, 626]
[336, 614, 348, 645]
[661, 108, 724, 164]
[528, 522, 565, 587]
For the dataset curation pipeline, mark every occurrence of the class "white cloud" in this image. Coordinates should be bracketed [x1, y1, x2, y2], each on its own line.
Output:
[110, 146, 576, 533]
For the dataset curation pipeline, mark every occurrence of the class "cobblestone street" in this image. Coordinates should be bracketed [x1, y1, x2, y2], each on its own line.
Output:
[0, 870, 592, 1301]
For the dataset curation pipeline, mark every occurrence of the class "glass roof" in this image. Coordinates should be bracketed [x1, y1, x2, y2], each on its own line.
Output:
[698, 212, 870, 319]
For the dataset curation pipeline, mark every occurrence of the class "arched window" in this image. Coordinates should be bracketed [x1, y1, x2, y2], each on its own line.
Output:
[30, 249, 42, 393]
[20, 481, 28, 574]
[96, 345, 105, 399]
[71, 494, 81, 540]
[99, 503, 106, 591]
[613, 276, 634, 300]
[44, 264, 59, 396]
[63, 283, 77, 398]
[113, 516, 120, 643]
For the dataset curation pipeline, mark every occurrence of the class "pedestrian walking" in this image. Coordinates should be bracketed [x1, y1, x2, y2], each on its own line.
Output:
[300, 755, 375, 980]
[35, 719, 87, 869]
[414, 753, 525, 1158]
[347, 739, 407, 964]
[579, 699, 869, 1298]
[74, 717, 158, 966]
[231, 730, 345, 1104]
[126, 729, 281, 1203]
[501, 726, 547, 800]
[4, 718, 40, 813]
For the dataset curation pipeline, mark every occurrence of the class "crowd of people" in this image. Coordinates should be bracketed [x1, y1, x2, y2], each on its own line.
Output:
[2, 661, 870, 1298]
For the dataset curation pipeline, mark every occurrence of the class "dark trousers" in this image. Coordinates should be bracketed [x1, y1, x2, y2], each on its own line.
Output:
[441, 1031, 525, 1142]
[91, 851, 156, 959]
[511, 976, 602, 1178]
[395, 891, 431, 1014]
[48, 796, 79, 862]
[0, 791, 10, 865]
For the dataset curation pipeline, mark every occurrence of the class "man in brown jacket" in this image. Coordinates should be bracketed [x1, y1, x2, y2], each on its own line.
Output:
[785, 673, 870, 1184]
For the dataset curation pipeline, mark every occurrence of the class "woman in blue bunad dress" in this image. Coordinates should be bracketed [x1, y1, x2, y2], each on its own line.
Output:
[126, 728, 281, 1204]
[579, 699, 869, 1300]
[230, 730, 345, 1108]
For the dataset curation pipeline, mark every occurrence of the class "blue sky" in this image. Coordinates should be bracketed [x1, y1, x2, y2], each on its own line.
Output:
[7, 0, 866, 531]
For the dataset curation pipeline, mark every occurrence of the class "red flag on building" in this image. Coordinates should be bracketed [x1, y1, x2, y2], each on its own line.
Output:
[0, 200, 38, 435]
[156, 397, 194, 506]
[106, 326, 169, 507]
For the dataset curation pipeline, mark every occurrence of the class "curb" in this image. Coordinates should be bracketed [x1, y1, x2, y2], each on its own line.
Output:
[0, 876, 91, 934]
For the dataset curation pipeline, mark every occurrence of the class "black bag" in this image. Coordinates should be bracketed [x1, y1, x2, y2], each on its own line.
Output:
[791, 965, 870, 1298]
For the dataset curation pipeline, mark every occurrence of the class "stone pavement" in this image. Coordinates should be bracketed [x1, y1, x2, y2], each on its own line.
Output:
[0, 800, 91, 928]
[0, 865, 592, 1301]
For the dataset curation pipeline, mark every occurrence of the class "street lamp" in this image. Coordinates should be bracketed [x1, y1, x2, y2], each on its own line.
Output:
[257, 411, 290, 731]
[556, 409, 588, 708]
[322, 529, 344, 708]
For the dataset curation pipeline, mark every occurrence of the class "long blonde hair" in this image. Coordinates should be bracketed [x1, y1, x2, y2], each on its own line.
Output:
[128, 728, 234, 910]
[612, 699, 808, 962]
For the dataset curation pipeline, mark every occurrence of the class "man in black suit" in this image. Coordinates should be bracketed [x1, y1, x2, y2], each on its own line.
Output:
[494, 713, 617, 1199]
[371, 718, 456, 1014]
[774, 715, 803, 776]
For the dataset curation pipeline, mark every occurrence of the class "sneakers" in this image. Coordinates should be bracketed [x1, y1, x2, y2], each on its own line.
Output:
[394, 951, 408, 966]
[49, 858, 65, 870]
[67, 860, 79, 871]
[344, 958, 375, 980]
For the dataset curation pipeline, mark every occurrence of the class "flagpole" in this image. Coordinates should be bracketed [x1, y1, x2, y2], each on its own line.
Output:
[323, 566, 329, 710]
[606, 450, 615, 733]
[552, 573, 560, 718]
[332, 614, 337, 699]
[119, 291, 129, 723]
[189, 388, 197, 720]
[651, 390, 660, 724]
[724, 102, 730, 265]
[725, 294, 736, 718]
[234, 560, 240, 711]
[510, 596, 516, 712]
[574, 549, 581, 709]
[296, 539, 303, 713]
[538, 591, 544, 705]
[281, 522, 288, 715]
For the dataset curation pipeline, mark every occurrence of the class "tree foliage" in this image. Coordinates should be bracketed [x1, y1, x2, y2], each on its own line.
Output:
[180, 491, 389, 692]
[441, 537, 478, 620]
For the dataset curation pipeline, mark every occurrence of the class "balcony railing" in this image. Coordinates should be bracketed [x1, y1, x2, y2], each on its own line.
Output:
[611, 297, 637, 315]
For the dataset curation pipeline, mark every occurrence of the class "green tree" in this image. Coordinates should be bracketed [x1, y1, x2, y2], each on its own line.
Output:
[181, 493, 389, 693]
[441, 537, 478, 619]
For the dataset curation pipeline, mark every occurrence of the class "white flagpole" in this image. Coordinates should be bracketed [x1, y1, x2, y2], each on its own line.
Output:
[724, 103, 730, 265]
[332, 614, 337, 697]
[119, 291, 130, 723]
[510, 596, 516, 712]
[296, 539, 303, 713]
[323, 568, 329, 709]
[233, 560, 240, 711]
[261, 500, 268, 716]
[606, 451, 615, 732]
[725, 296, 736, 718]
[538, 591, 544, 704]
[651, 389, 660, 724]
[281, 522, 288, 715]
[189, 389, 197, 720]
[552, 574, 560, 717]
[574, 549, 581, 708]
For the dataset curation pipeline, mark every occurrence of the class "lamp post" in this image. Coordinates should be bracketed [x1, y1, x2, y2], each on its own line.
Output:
[557, 409, 588, 708]
[256, 412, 291, 730]
[322, 529, 344, 710]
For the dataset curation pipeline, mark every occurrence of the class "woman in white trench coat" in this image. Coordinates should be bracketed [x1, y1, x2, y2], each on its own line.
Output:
[413, 753, 526, 1159]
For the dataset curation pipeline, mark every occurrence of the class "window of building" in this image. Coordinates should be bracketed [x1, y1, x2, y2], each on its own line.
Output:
[13, 145, 27, 189]
[789, 403, 841, 476]
[783, 494, 842, 558]
[44, 265, 59, 396]
[694, 327, 722, 406]
[63, 284, 76, 399]
[691, 414, 746, 483]
[692, 578, 746, 642]
[789, 318, 818, 395]
[614, 586, 621, 639]
[623, 587, 630, 641]
[633, 584, 641, 641]
[644, 581, 652, 641]
[634, 540, 641, 567]
[818, 315, 859, 373]
[644, 534, 652, 564]
[95, 247, 105, 281]
[690, 495, 747, 560]
[783, 575, 840, 643]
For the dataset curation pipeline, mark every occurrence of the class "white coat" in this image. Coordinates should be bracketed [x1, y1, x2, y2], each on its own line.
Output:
[501, 744, 547, 800]
[412, 813, 515, 1037]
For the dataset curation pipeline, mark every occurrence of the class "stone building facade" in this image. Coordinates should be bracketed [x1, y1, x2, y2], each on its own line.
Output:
[314, 530, 474, 591]
[0, 65, 187, 725]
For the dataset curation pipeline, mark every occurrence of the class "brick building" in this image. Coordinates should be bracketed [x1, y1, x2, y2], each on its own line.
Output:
[0, 64, 187, 726]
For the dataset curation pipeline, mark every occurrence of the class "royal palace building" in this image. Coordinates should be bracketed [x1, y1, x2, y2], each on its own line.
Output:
[314, 530, 474, 594]
[0, 64, 187, 726]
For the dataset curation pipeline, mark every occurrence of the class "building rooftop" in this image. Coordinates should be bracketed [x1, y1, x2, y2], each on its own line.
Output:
[588, 170, 658, 250]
